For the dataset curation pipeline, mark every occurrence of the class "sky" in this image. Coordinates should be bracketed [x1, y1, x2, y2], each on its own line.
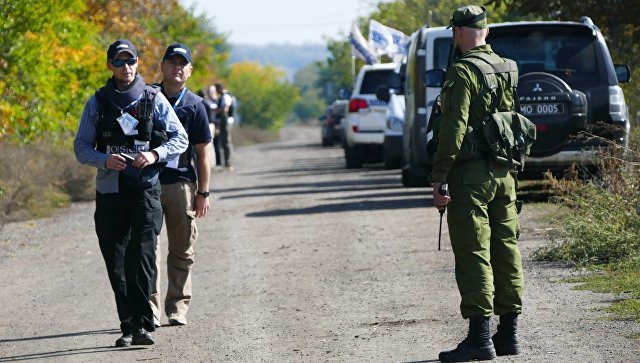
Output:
[179, 0, 389, 45]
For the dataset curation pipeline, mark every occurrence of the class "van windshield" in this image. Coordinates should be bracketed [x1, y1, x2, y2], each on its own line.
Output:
[361, 70, 402, 94]
[488, 26, 601, 87]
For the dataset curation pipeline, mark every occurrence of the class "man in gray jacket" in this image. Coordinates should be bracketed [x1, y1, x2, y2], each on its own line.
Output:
[74, 39, 188, 348]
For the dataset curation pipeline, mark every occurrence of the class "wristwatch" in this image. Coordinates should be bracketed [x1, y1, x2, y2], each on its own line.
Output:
[196, 190, 210, 198]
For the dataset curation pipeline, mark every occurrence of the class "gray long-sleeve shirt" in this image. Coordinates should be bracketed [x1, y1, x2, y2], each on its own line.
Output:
[74, 91, 188, 194]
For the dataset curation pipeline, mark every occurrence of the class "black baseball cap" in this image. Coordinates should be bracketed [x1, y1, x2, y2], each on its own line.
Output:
[107, 39, 137, 60]
[163, 43, 192, 63]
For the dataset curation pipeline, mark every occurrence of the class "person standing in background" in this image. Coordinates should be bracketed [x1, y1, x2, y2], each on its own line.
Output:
[202, 84, 223, 170]
[215, 82, 233, 171]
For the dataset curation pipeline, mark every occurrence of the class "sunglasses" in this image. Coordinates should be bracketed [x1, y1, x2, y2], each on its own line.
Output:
[110, 57, 138, 67]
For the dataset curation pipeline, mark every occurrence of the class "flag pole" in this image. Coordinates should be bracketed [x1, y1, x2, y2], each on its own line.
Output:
[351, 55, 356, 81]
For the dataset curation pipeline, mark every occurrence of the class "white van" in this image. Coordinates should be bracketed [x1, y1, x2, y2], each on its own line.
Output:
[402, 26, 452, 186]
[341, 63, 401, 169]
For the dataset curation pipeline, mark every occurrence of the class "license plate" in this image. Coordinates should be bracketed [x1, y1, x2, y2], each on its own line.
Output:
[519, 103, 565, 116]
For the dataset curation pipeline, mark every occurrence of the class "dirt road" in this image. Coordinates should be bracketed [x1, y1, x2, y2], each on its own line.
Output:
[1, 125, 639, 362]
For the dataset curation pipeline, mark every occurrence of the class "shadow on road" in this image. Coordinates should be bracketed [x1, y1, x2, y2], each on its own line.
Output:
[238, 155, 397, 179]
[214, 177, 402, 194]
[0, 328, 147, 362]
[231, 140, 435, 216]
[0, 328, 119, 343]
[246, 197, 432, 217]
[323, 190, 428, 201]
[220, 184, 402, 200]
[253, 142, 322, 151]
[0, 346, 146, 362]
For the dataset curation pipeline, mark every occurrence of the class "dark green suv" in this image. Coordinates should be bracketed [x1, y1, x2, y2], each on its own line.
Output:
[488, 17, 631, 176]
[405, 17, 631, 185]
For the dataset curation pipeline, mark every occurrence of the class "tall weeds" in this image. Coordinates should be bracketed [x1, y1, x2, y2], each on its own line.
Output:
[533, 127, 640, 266]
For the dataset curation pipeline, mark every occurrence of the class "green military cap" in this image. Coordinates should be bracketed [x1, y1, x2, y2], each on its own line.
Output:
[448, 5, 488, 29]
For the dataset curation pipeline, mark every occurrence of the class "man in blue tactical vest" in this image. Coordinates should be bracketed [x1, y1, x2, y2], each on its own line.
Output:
[431, 6, 524, 362]
[74, 39, 188, 347]
[150, 43, 212, 327]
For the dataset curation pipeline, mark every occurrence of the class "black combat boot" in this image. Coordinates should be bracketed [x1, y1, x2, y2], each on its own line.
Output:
[492, 312, 520, 356]
[439, 316, 496, 362]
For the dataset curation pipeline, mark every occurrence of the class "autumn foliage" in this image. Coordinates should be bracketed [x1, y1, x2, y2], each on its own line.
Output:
[0, 0, 229, 144]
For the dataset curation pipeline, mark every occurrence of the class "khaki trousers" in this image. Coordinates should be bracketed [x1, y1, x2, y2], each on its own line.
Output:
[151, 181, 197, 321]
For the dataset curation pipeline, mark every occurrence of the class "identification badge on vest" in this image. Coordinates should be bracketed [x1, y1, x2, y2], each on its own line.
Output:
[134, 139, 150, 153]
[117, 112, 139, 136]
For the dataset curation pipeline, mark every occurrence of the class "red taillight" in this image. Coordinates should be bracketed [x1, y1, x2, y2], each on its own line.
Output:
[349, 98, 369, 112]
[537, 124, 547, 132]
[352, 125, 359, 133]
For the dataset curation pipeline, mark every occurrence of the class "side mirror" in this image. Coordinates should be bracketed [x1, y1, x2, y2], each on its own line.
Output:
[376, 85, 391, 103]
[614, 64, 631, 83]
[425, 69, 446, 88]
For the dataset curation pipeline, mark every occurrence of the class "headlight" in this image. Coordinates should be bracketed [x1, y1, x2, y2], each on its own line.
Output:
[387, 116, 404, 131]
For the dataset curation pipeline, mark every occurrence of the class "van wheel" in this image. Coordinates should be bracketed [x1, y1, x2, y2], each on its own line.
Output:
[384, 153, 401, 169]
[345, 144, 364, 169]
[383, 143, 401, 169]
[402, 163, 428, 187]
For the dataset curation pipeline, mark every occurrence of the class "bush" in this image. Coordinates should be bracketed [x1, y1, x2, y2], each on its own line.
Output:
[0, 140, 95, 225]
[533, 127, 640, 266]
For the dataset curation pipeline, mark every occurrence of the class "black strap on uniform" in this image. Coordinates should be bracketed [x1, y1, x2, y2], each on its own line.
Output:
[458, 53, 518, 113]
[450, 7, 486, 28]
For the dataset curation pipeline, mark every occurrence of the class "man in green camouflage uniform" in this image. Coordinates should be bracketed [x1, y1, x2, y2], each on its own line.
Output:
[431, 5, 523, 362]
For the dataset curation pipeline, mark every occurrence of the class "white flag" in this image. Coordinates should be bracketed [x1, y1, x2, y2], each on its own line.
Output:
[368, 20, 408, 62]
[349, 21, 379, 65]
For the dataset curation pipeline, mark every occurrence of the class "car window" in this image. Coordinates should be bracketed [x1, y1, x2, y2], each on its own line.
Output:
[433, 37, 452, 70]
[489, 27, 601, 87]
[360, 70, 402, 94]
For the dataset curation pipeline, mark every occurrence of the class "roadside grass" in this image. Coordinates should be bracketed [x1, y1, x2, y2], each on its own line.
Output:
[0, 140, 95, 225]
[565, 258, 640, 327]
[232, 124, 279, 147]
[532, 126, 640, 326]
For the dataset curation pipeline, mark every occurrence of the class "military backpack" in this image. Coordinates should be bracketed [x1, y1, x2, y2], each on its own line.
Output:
[427, 52, 536, 172]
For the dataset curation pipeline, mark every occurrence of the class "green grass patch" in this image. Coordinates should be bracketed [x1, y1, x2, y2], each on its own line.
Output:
[563, 259, 640, 324]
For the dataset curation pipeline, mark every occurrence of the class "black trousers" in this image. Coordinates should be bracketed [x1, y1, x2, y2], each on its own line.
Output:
[95, 184, 163, 334]
[212, 132, 222, 166]
[219, 121, 232, 166]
